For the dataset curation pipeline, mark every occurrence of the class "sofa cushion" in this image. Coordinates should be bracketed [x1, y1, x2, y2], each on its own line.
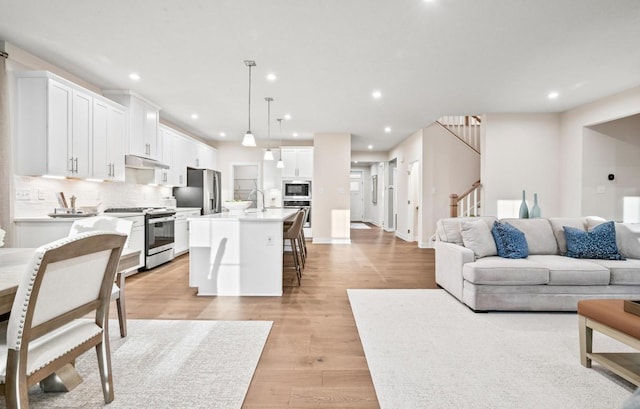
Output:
[500, 218, 558, 255]
[491, 221, 528, 259]
[615, 224, 640, 259]
[548, 217, 587, 255]
[460, 219, 497, 258]
[527, 255, 610, 285]
[463, 257, 548, 285]
[564, 221, 625, 260]
[436, 216, 497, 246]
[589, 259, 640, 285]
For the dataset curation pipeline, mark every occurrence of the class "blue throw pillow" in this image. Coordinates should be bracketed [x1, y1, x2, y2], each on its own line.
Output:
[491, 221, 529, 259]
[564, 221, 625, 260]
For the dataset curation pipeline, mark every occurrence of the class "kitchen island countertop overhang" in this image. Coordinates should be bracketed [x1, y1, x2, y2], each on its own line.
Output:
[188, 208, 298, 296]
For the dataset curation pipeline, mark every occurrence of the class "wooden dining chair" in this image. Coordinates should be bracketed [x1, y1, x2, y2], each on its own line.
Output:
[68, 216, 133, 337]
[0, 231, 127, 408]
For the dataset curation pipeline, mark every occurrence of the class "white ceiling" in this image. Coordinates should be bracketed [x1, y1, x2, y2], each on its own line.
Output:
[1, 0, 639, 151]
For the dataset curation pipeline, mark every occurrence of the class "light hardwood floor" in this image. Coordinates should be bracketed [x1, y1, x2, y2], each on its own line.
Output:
[121, 224, 436, 408]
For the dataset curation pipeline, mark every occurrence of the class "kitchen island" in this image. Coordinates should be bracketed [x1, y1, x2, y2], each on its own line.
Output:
[188, 208, 298, 296]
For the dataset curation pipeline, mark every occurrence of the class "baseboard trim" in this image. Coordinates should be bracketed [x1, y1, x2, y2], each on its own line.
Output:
[395, 231, 412, 242]
[312, 238, 352, 244]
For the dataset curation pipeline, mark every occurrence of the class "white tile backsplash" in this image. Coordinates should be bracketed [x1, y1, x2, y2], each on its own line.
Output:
[14, 175, 173, 218]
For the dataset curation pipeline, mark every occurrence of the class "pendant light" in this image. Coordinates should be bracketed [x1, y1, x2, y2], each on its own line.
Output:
[242, 60, 257, 147]
[264, 97, 274, 160]
[276, 118, 285, 168]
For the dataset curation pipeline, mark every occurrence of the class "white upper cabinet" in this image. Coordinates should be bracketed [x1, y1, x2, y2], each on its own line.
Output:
[281, 147, 313, 179]
[103, 91, 160, 160]
[71, 89, 92, 178]
[15, 71, 125, 179]
[92, 99, 126, 181]
[155, 125, 175, 185]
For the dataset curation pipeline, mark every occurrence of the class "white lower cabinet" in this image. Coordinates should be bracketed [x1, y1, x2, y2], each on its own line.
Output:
[120, 215, 145, 270]
[14, 215, 145, 272]
[175, 209, 201, 255]
[14, 220, 74, 247]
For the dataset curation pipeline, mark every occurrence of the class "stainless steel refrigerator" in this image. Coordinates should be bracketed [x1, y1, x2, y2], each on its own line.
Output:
[173, 168, 222, 214]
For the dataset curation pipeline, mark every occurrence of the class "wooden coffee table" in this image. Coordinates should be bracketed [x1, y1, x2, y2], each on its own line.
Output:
[578, 299, 640, 386]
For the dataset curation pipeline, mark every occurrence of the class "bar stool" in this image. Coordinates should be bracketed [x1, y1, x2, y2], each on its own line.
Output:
[283, 210, 305, 285]
[298, 207, 309, 268]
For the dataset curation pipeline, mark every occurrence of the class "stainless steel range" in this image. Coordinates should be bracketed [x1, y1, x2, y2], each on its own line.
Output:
[104, 207, 177, 269]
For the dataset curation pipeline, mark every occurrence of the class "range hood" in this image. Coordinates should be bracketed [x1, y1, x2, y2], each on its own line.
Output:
[125, 154, 170, 169]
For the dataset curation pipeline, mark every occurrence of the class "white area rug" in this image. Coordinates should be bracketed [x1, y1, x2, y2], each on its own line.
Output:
[350, 222, 371, 229]
[348, 289, 636, 409]
[11, 319, 272, 409]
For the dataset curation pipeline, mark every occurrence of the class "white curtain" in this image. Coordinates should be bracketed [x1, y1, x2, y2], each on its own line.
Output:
[0, 51, 11, 245]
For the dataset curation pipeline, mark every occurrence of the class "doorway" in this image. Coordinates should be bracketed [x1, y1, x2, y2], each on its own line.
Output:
[386, 159, 397, 231]
[407, 161, 420, 241]
[350, 170, 364, 222]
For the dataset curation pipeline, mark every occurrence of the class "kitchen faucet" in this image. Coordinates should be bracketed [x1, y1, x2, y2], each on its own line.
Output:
[248, 189, 266, 212]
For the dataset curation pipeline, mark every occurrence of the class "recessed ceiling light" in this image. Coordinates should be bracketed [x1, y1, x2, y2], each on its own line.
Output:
[191, 113, 199, 119]
[129, 72, 141, 81]
[219, 132, 226, 137]
[292, 132, 298, 137]
[266, 73, 277, 81]
[368, 145, 373, 150]
[548, 91, 559, 99]
[284, 114, 292, 120]
[372, 90, 382, 99]
[384, 126, 391, 133]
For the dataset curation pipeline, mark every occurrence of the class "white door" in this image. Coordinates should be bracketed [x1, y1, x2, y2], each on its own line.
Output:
[408, 161, 420, 241]
[350, 171, 364, 222]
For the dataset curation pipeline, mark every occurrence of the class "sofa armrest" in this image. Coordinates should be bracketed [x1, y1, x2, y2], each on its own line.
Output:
[435, 241, 475, 301]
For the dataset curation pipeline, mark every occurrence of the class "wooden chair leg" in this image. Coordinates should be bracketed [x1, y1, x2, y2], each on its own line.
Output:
[96, 340, 115, 403]
[115, 272, 127, 337]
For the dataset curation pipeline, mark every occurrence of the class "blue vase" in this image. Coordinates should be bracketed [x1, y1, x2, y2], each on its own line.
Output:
[530, 193, 541, 218]
[519, 190, 529, 219]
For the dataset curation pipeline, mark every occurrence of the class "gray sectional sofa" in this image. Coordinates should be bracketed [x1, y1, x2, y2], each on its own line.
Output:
[435, 216, 640, 311]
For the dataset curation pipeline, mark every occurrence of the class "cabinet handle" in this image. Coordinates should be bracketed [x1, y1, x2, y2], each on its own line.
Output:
[196, 158, 200, 167]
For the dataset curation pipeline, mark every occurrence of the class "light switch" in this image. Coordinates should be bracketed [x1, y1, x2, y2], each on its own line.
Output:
[16, 189, 30, 201]
[597, 185, 606, 194]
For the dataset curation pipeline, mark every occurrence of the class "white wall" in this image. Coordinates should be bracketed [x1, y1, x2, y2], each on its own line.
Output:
[387, 130, 422, 242]
[582, 115, 640, 220]
[560, 85, 640, 216]
[313, 133, 351, 243]
[482, 113, 561, 218]
[421, 122, 480, 246]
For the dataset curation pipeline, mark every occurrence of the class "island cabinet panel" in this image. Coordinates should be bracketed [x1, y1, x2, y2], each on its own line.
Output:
[188, 209, 297, 296]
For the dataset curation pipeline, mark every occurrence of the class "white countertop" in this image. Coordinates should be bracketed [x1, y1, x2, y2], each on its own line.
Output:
[189, 208, 297, 222]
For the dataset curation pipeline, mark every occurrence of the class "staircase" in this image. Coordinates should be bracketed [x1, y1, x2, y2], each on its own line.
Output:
[450, 180, 482, 217]
[438, 115, 483, 217]
[437, 115, 481, 154]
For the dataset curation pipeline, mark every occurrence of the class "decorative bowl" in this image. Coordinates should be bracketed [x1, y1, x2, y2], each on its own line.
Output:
[224, 200, 253, 212]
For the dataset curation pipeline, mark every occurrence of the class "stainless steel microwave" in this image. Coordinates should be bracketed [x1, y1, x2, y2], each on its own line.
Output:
[283, 180, 311, 199]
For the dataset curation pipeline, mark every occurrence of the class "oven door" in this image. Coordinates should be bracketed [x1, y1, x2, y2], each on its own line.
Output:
[145, 215, 176, 270]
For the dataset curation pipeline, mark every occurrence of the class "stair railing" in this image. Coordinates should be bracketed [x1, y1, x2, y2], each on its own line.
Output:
[450, 180, 481, 217]
[437, 115, 481, 154]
